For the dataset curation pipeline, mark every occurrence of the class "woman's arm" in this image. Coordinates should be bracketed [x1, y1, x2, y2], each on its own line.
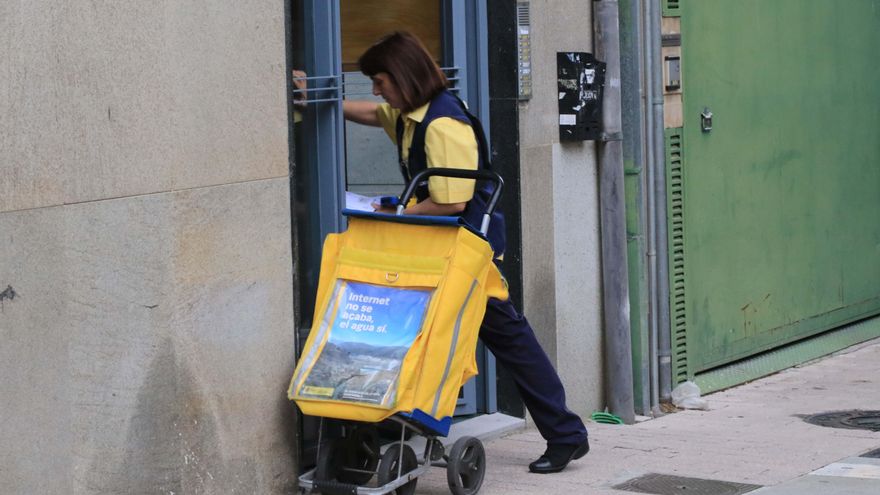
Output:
[373, 197, 466, 216]
[343, 100, 381, 126]
[405, 197, 466, 216]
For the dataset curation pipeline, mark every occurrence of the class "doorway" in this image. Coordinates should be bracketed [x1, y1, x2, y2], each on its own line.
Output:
[289, 0, 494, 467]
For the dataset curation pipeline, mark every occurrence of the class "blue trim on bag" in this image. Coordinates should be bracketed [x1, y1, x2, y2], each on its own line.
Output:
[397, 409, 453, 437]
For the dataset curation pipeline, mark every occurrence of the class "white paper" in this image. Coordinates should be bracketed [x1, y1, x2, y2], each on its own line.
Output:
[345, 191, 382, 212]
[559, 114, 576, 126]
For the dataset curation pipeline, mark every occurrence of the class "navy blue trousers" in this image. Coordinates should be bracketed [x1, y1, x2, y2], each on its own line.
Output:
[479, 297, 588, 446]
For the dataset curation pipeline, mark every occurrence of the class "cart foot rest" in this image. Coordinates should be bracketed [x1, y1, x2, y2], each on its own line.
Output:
[313, 479, 359, 495]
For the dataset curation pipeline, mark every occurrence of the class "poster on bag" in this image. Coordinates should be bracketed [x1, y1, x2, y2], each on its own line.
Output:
[298, 281, 432, 407]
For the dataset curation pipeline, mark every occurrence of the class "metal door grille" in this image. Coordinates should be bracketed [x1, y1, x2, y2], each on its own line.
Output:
[665, 128, 688, 384]
[293, 68, 461, 104]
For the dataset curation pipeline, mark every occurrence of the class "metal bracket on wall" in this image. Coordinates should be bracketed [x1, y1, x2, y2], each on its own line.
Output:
[662, 0, 682, 17]
[700, 108, 713, 133]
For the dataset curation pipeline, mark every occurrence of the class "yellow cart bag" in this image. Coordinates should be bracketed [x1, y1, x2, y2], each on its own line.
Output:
[288, 170, 508, 427]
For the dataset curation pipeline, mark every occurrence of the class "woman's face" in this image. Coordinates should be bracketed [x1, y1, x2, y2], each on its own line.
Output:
[371, 72, 404, 109]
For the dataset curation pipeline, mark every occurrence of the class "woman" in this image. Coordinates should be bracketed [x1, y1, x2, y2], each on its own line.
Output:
[301, 31, 589, 474]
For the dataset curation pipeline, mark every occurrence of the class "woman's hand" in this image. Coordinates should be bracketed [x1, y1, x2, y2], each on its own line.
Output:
[292, 70, 308, 109]
[371, 203, 396, 214]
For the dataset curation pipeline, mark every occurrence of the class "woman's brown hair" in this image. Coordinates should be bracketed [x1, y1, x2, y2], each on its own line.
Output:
[358, 31, 448, 112]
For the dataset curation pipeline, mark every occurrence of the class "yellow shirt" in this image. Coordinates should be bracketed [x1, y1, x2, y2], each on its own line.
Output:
[376, 102, 477, 204]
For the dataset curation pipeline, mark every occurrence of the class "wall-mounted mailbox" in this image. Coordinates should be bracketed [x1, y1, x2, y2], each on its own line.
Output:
[557, 52, 606, 141]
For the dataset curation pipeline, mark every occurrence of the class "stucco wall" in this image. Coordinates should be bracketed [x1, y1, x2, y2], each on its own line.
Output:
[518, 1, 604, 417]
[1, 2, 297, 493]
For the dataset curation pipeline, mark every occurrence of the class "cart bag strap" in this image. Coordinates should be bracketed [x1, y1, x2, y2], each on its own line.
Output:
[395, 90, 506, 254]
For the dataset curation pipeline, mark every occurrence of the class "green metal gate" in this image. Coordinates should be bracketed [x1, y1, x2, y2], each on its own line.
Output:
[669, 0, 880, 386]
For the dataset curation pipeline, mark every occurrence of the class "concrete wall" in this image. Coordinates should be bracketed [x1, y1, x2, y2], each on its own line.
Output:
[518, 1, 604, 417]
[1, 2, 298, 493]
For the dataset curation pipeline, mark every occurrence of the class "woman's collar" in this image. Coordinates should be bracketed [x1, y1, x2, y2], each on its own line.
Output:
[402, 101, 431, 123]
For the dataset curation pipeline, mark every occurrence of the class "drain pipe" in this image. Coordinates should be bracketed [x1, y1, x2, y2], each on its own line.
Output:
[641, 0, 661, 415]
[648, 0, 673, 403]
[643, 0, 673, 409]
[593, 0, 635, 425]
[618, 0, 651, 415]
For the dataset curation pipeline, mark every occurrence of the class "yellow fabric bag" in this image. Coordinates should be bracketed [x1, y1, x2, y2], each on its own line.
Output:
[288, 214, 508, 424]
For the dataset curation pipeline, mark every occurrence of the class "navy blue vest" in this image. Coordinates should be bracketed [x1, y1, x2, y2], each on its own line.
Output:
[395, 90, 506, 254]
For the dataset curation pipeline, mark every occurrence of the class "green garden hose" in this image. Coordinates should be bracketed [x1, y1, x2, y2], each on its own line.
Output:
[590, 411, 624, 425]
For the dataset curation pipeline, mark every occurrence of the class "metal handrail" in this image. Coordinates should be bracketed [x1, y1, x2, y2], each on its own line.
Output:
[293, 66, 462, 103]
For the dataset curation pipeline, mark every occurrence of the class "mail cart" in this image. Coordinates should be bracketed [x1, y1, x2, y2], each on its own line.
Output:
[289, 169, 507, 495]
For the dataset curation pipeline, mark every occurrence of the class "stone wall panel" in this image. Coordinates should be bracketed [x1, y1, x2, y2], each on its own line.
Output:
[0, 1, 288, 214]
[0, 179, 297, 494]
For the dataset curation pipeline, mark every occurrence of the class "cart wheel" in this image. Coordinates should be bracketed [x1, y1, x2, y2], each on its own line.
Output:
[338, 426, 380, 485]
[377, 443, 418, 495]
[446, 437, 486, 495]
[315, 438, 345, 481]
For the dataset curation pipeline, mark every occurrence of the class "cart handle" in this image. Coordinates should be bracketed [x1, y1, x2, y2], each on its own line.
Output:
[397, 168, 504, 235]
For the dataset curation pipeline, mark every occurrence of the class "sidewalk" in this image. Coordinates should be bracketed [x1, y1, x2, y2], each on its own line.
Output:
[416, 338, 880, 494]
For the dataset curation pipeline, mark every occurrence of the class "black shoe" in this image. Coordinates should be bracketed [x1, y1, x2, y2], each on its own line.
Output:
[528, 438, 590, 474]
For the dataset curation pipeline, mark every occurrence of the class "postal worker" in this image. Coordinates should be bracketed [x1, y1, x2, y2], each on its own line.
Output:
[296, 31, 589, 474]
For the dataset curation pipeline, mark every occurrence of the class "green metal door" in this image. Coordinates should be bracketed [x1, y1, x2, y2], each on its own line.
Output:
[669, 0, 880, 382]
